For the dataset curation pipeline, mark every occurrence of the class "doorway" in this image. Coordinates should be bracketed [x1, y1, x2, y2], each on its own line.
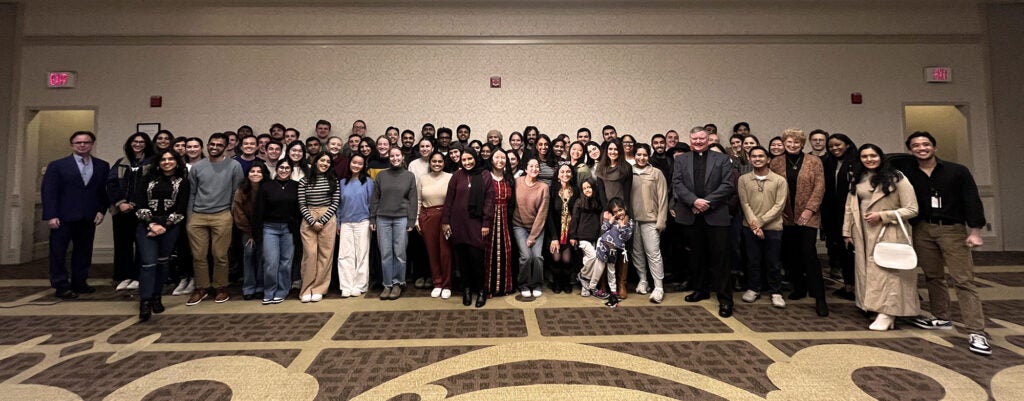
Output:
[27, 109, 96, 259]
[903, 104, 970, 166]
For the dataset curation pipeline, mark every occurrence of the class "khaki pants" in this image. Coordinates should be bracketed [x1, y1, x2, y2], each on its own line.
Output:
[187, 210, 233, 289]
[914, 222, 986, 334]
[300, 206, 337, 297]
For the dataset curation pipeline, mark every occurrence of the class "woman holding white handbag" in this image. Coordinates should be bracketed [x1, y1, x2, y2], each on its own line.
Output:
[843, 144, 919, 331]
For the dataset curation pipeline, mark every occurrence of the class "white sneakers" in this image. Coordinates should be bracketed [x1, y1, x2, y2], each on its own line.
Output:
[172, 278, 194, 296]
[635, 281, 649, 295]
[310, 294, 323, 302]
[771, 294, 786, 308]
[531, 290, 543, 297]
[742, 290, 760, 303]
[115, 279, 131, 291]
[300, 294, 312, 303]
[521, 290, 531, 298]
[649, 287, 664, 304]
[430, 288, 443, 298]
[341, 290, 352, 298]
[440, 289, 452, 299]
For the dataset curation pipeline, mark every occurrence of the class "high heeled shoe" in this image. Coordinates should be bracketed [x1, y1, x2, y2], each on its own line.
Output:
[139, 299, 152, 322]
[475, 291, 487, 308]
[869, 313, 895, 331]
[462, 288, 472, 306]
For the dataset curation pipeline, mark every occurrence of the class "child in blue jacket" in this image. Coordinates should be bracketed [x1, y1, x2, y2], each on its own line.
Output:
[586, 197, 633, 299]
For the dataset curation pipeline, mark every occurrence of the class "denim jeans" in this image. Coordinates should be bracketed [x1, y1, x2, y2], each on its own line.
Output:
[262, 222, 294, 300]
[242, 232, 263, 296]
[377, 216, 408, 287]
[744, 229, 783, 294]
[136, 224, 181, 299]
[513, 226, 544, 291]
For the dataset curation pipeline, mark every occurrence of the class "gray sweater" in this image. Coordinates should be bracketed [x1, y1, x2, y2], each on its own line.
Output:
[371, 166, 417, 224]
[189, 158, 244, 214]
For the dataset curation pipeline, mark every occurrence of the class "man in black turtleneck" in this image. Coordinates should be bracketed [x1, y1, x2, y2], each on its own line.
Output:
[671, 127, 736, 318]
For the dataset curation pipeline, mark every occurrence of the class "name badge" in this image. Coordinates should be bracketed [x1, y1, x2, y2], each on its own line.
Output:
[931, 195, 942, 209]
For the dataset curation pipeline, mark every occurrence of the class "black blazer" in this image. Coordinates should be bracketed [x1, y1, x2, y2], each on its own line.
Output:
[671, 151, 735, 226]
[42, 155, 110, 222]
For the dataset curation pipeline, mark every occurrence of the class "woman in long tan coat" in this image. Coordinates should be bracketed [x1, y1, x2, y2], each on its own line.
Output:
[843, 144, 919, 331]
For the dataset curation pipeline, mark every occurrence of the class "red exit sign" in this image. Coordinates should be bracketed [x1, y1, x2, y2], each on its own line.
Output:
[47, 71, 78, 88]
[925, 67, 952, 83]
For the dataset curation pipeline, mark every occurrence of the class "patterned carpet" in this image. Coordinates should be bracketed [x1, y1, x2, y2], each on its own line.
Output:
[1, 257, 1023, 400]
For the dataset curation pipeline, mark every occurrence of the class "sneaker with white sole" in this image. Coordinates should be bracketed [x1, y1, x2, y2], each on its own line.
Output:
[968, 333, 992, 356]
[531, 289, 543, 297]
[742, 290, 760, 303]
[430, 288, 442, 298]
[126, 280, 140, 290]
[341, 290, 351, 298]
[311, 294, 323, 302]
[909, 316, 954, 330]
[580, 287, 591, 297]
[520, 290, 532, 298]
[115, 279, 132, 291]
[172, 278, 190, 295]
[181, 278, 195, 295]
[771, 294, 786, 308]
[441, 289, 452, 299]
[592, 289, 610, 300]
[351, 290, 362, 297]
[301, 294, 312, 303]
[649, 287, 664, 304]
[635, 281, 649, 295]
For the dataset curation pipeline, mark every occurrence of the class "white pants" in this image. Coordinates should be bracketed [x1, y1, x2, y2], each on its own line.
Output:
[631, 222, 664, 289]
[578, 240, 598, 283]
[337, 220, 370, 293]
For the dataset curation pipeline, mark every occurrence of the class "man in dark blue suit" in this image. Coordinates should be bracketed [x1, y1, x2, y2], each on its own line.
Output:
[41, 131, 110, 299]
[672, 126, 736, 317]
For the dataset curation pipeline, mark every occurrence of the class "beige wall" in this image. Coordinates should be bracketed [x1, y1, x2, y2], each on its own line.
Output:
[3, 1, 1009, 261]
[904, 105, 969, 166]
[0, 3, 16, 263]
[987, 3, 1024, 251]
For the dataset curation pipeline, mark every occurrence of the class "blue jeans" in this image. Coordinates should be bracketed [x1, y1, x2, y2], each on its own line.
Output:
[136, 224, 181, 300]
[242, 232, 263, 296]
[513, 226, 544, 291]
[262, 223, 294, 300]
[744, 229, 783, 294]
[377, 216, 408, 287]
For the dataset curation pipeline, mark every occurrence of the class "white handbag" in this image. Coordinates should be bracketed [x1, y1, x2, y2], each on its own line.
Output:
[872, 212, 918, 270]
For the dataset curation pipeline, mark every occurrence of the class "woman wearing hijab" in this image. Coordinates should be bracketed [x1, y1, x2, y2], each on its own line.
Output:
[443, 148, 495, 307]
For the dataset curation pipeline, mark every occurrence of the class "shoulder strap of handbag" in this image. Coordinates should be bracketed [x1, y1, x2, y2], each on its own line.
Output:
[877, 211, 912, 245]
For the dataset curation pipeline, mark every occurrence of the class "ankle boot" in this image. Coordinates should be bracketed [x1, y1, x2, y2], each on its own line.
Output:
[475, 291, 487, 308]
[869, 313, 895, 331]
[462, 288, 472, 306]
[139, 299, 152, 322]
[151, 296, 165, 314]
[815, 297, 829, 317]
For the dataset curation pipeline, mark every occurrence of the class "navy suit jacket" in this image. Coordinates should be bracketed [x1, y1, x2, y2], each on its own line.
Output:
[41, 154, 110, 222]
[671, 150, 735, 226]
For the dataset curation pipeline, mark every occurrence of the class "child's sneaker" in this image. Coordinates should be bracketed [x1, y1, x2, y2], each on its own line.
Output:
[580, 287, 591, 297]
[592, 289, 610, 300]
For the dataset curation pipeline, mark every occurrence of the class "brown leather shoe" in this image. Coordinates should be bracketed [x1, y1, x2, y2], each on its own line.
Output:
[214, 287, 230, 303]
[186, 289, 207, 306]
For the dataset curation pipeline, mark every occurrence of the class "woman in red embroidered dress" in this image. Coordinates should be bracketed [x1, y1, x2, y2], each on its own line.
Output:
[486, 148, 515, 296]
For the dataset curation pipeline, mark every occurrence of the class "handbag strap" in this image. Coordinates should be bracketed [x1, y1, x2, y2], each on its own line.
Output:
[877, 211, 912, 245]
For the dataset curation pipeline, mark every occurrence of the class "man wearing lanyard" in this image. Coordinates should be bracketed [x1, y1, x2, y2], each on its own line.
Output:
[899, 131, 991, 356]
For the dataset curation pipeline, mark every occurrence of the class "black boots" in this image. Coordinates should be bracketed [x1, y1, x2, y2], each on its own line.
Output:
[816, 297, 830, 317]
[151, 296, 165, 314]
[139, 299, 152, 322]
[462, 288, 472, 306]
[475, 291, 487, 308]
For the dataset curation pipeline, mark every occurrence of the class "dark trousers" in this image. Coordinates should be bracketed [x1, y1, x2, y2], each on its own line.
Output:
[682, 217, 732, 305]
[112, 212, 140, 282]
[782, 225, 826, 298]
[744, 229, 783, 293]
[49, 219, 96, 291]
[661, 220, 688, 284]
[824, 230, 855, 286]
[136, 225, 180, 299]
[454, 243, 485, 292]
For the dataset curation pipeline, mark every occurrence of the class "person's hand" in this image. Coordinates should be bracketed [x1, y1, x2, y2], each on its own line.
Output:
[797, 209, 814, 226]
[694, 198, 710, 212]
[603, 211, 613, 221]
[692, 207, 702, 215]
[481, 227, 490, 237]
[862, 211, 880, 225]
[844, 237, 853, 248]
[245, 237, 255, 247]
[48, 218, 61, 229]
[550, 241, 559, 254]
[966, 233, 984, 248]
[118, 202, 134, 213]
[94, 212, 105, 226]
[313, 222, 324, 232]
[669, 209, 676, 218]
[415, 224, 422, 234]
[569, 239, 577, 247]
[748, 220, 760, 231]
[370, 224, 376, 232]
[147, 223, 166, 237]
[753, 227, 765, 239]
[406, 226, 413, 232]
[527, 238, 536, 247]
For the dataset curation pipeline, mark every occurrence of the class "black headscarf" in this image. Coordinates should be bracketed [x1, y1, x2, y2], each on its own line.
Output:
[463, 148, 486, 219]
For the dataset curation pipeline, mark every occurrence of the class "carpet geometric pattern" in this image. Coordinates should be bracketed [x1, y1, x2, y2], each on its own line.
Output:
[1, 260, 1022, 400]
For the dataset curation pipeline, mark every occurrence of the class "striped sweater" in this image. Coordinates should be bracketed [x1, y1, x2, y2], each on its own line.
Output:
[298, 175, 340, 225]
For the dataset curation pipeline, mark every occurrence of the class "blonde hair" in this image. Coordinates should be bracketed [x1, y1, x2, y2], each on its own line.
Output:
[781, 128, 806, 145]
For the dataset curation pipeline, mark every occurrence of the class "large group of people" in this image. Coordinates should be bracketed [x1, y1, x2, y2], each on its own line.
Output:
[41, 120, 993, 355]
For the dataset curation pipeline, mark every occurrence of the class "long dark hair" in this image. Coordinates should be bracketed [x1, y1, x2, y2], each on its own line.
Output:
[307, 152, 339, 195]
[286, 141, 309, 175]
[850, 143, 902, 197]
[145, 150, 187, 180]
[123, 132, 154, 163]
[577, 177, 604, 212]
[240, 163, 270, 195]
[344, 154, 370, 185]
[153, 130, 175, 153]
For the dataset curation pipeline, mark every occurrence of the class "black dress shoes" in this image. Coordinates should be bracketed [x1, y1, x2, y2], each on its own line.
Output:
[719, 303, 734, 318]
[139, 299, 152, 322]
[55, 289, 78, 299]
[475, 291, 487, 308]
[151, 296, 165, 314]
[684, 291, 710, 303]
[815, 297, 830, 317]
[242, 294, 255, 301]
[462, 288, 472, 306]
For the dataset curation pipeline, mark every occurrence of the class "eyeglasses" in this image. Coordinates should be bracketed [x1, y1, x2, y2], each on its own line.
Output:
[72, 141, 93, 145]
